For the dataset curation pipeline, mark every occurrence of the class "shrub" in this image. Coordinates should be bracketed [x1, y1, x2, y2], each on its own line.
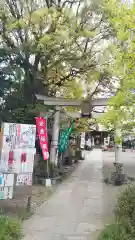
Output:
[98, 185, 135, 240]
[98, 223, 134, 240]
[0, 215, 22, 240]
[114, 184, 135, 226]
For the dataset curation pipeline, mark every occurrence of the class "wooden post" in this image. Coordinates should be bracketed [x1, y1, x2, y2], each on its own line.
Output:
[46, 158, 49, 178]
[27, 196, 31, 213]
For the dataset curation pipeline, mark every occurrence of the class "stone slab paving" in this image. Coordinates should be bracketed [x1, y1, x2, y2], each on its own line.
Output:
[23, 150, 105, 240]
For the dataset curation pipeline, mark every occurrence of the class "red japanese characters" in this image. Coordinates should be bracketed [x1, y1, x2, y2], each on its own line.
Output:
[35, 117, 49, 160]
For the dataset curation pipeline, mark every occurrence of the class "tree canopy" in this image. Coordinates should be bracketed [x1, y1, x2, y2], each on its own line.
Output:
[0, 0, 114, 124]
[98, 0, 135, 134]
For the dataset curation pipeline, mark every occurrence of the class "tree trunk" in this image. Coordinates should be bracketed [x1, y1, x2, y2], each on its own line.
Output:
[114, 123, 122, 165]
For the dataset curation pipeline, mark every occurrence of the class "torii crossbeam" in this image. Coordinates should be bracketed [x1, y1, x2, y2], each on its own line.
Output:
[36, 94, 109, 107]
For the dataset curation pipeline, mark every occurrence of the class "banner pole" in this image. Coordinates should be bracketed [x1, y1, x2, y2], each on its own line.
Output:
[46, 117, 49, 178]
[46, 157, 49, 178]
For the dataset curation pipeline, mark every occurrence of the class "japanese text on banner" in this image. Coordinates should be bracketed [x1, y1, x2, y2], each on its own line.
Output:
[35, 117, 49, 160]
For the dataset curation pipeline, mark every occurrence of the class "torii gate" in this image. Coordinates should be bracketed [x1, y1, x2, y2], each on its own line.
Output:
[35, 95, 120, 163]
[36, 95, 111, 162]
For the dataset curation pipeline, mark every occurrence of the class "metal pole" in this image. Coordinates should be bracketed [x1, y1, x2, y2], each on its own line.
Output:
[50, 107, 60, 164]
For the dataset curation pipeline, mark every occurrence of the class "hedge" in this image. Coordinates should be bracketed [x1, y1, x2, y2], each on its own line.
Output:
[98, 184, 135, 240]
[0, 215, 22, 240]
[98, 222, 134, 240]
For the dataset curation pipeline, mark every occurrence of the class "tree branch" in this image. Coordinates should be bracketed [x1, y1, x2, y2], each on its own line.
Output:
[90, 72, 110, 98]
[62, 0, 80, 8]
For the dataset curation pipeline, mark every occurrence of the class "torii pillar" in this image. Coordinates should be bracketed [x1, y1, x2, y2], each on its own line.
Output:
[49, 107, 60, 165]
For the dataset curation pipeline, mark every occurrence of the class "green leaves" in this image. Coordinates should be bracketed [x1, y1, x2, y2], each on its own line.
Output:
[79, 30, 96, 38]
[0, 0, 114, 123]
[98, 0, 135, 134]
[0, 216, 22, 240]
[39, 34, 52, 45]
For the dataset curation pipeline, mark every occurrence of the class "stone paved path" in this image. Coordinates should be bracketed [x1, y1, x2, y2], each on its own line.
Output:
[23, 150, 105, 240]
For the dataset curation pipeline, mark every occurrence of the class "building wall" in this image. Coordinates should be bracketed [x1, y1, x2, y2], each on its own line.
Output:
[88, 131, 109, 145]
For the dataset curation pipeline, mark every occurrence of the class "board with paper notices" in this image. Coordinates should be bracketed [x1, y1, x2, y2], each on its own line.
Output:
[0, 173, 14, 200]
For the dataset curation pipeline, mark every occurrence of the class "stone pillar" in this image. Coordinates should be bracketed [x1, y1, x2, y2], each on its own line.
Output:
[50, 107, 60, 164]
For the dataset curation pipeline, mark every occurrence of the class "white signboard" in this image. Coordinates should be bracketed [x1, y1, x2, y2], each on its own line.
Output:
[0, 173, 14, 187]
[0, 149, 36, 173]
[0, 150, 8, 172]
[86, 138, 91, 148]
[0, 187, 13, 200]
[80, 132, 85, 149]
[1, 123, 36, 149]
[16, 173, 32, 186]
[0, 173, 14, 199]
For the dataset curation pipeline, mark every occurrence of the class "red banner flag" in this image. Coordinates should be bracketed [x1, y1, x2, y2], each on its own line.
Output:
[35, 117, 49, 160]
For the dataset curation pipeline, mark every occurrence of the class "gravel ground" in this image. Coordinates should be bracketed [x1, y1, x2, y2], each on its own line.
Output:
[0, 184, 58, 219]
[0, 164, 79, 219]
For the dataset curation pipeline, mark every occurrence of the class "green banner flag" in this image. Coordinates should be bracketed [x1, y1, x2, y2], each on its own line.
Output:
[58, 120, 74, 153]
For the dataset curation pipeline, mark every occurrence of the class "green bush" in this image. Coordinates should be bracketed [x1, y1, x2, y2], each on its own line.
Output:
[0, 216, 22, 240]
[114, 184, 135, 226]
[98, 185, 135, 240]
[98, 223, 134, 240]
